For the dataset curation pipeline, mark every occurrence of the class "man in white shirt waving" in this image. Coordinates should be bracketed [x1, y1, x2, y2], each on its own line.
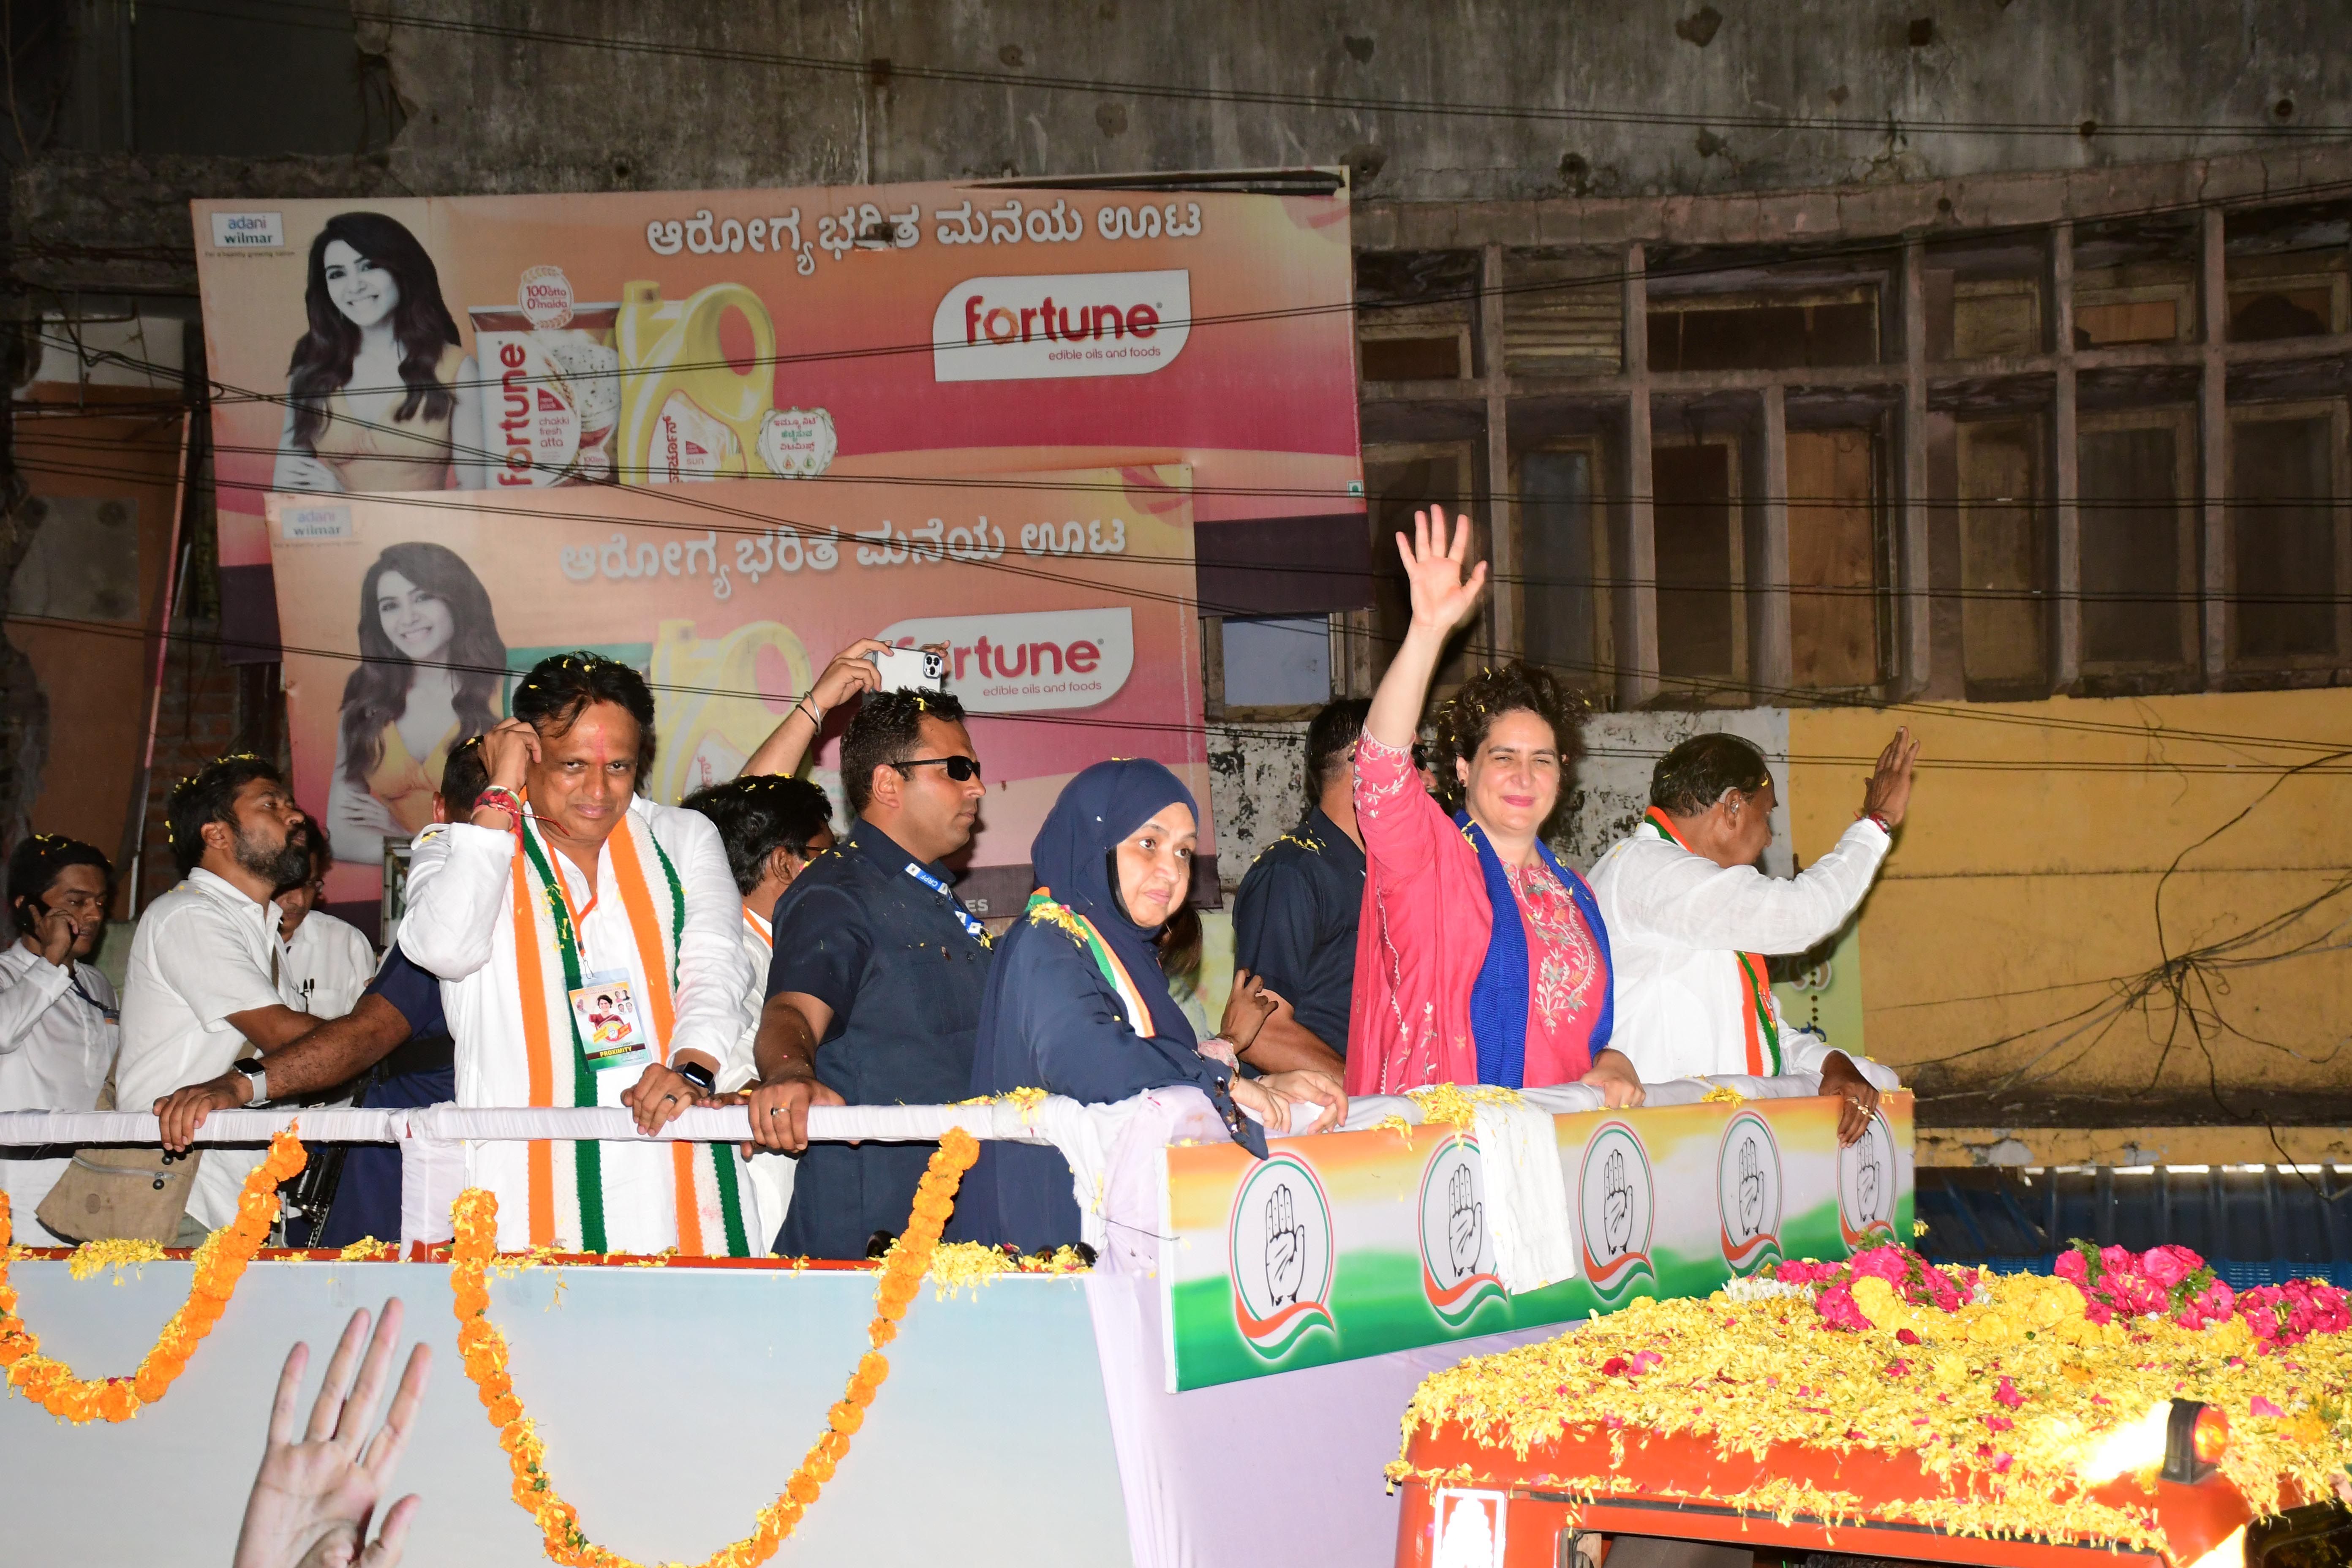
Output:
[120, 757, 322, 1240]
[398, 653, 754, 1255]
[1589, 728, 1919, 1144]
[0, 835, 120, 1226]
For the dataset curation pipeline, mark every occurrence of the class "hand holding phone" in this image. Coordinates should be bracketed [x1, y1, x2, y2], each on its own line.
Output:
[868, 645, 946, 692]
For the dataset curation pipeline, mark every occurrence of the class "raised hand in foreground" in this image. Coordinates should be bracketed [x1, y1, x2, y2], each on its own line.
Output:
[232, 1298, 432, 1568]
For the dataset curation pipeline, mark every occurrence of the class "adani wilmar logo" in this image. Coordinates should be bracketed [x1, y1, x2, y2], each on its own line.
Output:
[874, 608, 1135, 714]
[932, 270, 1192, 383]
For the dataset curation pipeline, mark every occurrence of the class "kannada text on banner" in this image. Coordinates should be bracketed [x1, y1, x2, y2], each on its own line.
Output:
[193, 181, 1363, 628]
[264, 467, 1204, 913]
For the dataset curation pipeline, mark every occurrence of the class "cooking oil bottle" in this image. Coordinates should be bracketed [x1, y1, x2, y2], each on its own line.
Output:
[616, 280, 777, 483]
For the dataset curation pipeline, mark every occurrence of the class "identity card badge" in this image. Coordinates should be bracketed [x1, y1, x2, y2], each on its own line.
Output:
[571, 970, 650, 1071]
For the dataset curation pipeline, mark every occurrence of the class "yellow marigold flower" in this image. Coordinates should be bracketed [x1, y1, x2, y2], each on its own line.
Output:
[1851, 1275, 1900, 1327]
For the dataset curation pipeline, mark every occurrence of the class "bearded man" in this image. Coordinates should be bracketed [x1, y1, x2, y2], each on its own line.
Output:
[118, 755, 324, 1241]
[398, 653, 755, 1255]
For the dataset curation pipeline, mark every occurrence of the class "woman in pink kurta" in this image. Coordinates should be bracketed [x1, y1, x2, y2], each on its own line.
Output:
[1343, 509, 1644, 1106]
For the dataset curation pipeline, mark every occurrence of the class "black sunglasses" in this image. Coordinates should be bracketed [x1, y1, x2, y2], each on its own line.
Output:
[892, 755, 983, 783]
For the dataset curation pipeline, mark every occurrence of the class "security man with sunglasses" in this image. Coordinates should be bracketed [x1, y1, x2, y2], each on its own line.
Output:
[747, 687, 994, 1260]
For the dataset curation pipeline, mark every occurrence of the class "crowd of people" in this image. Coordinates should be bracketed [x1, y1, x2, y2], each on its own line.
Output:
[0, 508, 1918, 1261]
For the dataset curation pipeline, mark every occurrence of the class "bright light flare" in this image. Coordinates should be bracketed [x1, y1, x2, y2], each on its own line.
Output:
[2191, 1406, 2231, 1465]
[2077, 1401, 2173, 1484]
[2183, 1524, 2246, 1568]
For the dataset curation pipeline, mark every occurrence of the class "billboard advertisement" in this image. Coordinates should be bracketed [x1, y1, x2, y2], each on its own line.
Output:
[1160, 1092, 1916, 1391]
[263, 467, 1204, 916]
[191, 178, 1365, 653]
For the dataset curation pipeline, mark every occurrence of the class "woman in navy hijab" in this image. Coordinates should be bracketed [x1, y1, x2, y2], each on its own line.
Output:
[958, 760, 1348, 1254]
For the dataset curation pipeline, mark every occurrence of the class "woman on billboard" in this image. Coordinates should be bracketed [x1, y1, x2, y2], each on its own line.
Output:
[327, 543, 509, 866]
[274, 211, 484, 493]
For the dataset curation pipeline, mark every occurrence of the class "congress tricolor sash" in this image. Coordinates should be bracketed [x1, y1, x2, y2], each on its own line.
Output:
[508, 808, 754, 1256]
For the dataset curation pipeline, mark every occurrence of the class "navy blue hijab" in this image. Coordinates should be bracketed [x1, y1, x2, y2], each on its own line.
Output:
[1026, 759, 1203, 1046]
[955, 761, 1263, 1253]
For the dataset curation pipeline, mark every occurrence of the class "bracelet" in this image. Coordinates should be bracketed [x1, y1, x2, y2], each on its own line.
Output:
[796, 696, 824, 727]
[1864, 810, 1893, 835]
[474, 784, 524, 830]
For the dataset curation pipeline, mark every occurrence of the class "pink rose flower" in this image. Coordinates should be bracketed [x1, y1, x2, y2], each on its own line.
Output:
[1986, 1415, 2014, 1433]
[2082, 1298, 2115, 1326]
[2250, 1396, 2284, 1418]
[2055, 1251, 2090, 1287]
[1816, 1285, 1870, 1333]
[2100, 1245, 2136, 1278]
[1849, 1247, 1908, 1284]
[2140, 1245, 2201, 1289]
[1994, 1376, 2025, 1408]
[2193, 1280, 2235, 1320]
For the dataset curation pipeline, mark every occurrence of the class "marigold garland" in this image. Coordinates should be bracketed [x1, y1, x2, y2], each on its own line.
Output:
[0, 1128, 307, 1424]
[1396, 1244, 2352, 1553]
[450, 1126, 981, 1568]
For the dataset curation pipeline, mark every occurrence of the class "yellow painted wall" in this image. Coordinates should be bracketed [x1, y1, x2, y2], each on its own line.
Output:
[1786, 690, 2352, 1112]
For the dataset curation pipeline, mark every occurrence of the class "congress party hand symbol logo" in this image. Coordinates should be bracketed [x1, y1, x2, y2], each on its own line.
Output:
[1228, 1153, 1335, 1358]
[1602, 1149, 1634, 1255]
[1448, 1162, 1483, 1276]
[1738, 1140, 1764, 1233]
[1716, 1111, 1784, 1274]
[1576, 1122, 1655, 1302]
[1418, 1134, 1504, 1328]
[1839, 1107, 1899, 1248]
[1265, 1185, 1305, 1307]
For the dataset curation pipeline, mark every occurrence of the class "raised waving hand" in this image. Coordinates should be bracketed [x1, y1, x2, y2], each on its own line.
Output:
[232, 1299, 431, 1568]
[1365, 508, 1488, 754]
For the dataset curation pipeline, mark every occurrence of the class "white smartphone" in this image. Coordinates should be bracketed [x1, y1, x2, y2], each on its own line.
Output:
[868, 645, 947, 692]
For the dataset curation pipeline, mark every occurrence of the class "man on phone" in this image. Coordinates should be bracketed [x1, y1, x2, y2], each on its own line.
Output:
[0, 835, 119, 1227]
[746, 686, 993, 1260]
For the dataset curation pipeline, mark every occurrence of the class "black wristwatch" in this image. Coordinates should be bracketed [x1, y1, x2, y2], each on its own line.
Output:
[674, 1059, 717, 1094]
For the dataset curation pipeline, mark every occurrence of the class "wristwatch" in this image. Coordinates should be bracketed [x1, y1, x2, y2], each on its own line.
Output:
[232, 1058, 270, 1107]
[674, 1059, 717, 1094]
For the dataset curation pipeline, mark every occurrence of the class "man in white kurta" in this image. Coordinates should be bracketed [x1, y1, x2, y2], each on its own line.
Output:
[398, 659, 751, 1254]
[1589, 729, 1917, 1140]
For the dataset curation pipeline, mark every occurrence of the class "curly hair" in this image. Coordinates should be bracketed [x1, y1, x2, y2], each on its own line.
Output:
[1427, 662, 1585, 821]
